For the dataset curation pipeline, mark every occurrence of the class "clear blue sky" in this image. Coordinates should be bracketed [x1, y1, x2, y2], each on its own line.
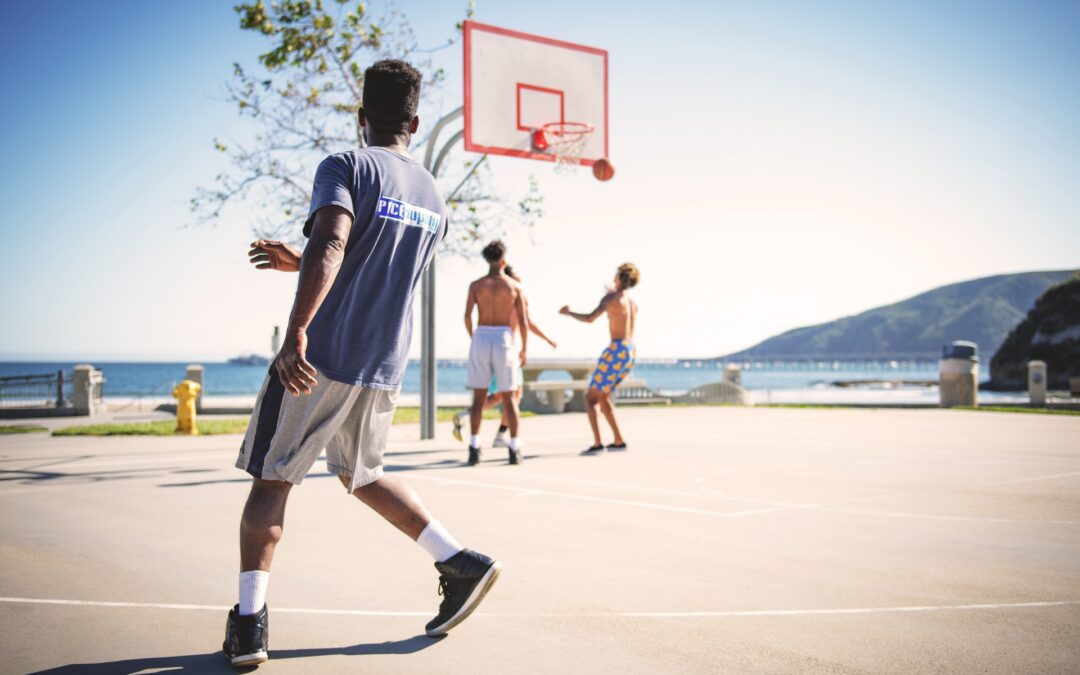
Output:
[2, 0, 1078, 361]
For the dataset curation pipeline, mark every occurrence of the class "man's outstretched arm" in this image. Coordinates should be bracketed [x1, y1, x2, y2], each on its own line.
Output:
[275, 205, 352, 396]
[248, 240, 302, 272]
[527, 318, 557, 349]
[514, 288, 529, 365]
[559, 293, 614, 323]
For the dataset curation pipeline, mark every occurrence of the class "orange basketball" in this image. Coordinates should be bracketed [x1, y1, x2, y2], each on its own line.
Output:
[592, 158, 615, 182]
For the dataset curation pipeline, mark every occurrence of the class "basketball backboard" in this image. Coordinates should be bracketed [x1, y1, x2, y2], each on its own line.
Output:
[463, 20, 608, 167]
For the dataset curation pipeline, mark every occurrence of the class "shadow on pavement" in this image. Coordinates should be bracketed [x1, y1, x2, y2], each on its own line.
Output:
[156, 450, 582, 488]
[0, 467, 154, 485]
[30, 634, 442, 673]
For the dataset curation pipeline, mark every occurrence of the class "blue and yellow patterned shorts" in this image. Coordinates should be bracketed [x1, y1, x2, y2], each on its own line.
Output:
[590, 340, 636, 394]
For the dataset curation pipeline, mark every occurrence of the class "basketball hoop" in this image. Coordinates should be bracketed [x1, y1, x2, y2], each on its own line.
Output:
[533, 122, 594, 173]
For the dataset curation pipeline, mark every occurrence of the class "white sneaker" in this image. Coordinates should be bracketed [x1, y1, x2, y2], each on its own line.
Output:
[492, 432, 509, 448]
[452, 413, 465, 443]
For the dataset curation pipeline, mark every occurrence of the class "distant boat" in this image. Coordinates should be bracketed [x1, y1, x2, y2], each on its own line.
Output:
[227, 354, 270, 366]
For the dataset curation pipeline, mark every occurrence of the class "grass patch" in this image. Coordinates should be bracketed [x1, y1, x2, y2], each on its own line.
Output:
[956, 406, 1080, 416]
[0, 424, 49, 434]
[51, 407, 531, 437]
[53, 418, 250, 437]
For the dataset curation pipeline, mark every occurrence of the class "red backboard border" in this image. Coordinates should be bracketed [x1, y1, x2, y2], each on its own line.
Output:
[463, 20, 609, 167]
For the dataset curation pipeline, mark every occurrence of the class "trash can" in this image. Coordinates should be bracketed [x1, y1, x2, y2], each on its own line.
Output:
[939, 341, 978, 407]
[1028, 360, 1047, 407]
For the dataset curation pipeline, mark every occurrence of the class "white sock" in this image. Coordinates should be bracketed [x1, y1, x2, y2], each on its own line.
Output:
[416, 520, 464, 563]
[238, 570, 269, 615]
[469, 434, 480, 448]
[509, 437, 520, 450]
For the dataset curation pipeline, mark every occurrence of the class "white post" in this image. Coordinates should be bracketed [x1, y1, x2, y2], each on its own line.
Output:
[271, 326, 281, 356]
[185, 364, 205, 412]
[71, 364, 96, 416]
[1028, 360, 1047, 407]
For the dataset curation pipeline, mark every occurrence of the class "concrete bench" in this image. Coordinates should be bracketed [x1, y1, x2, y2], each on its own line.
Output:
[522, 378, 649, 414]
[673, 380, 754, 406]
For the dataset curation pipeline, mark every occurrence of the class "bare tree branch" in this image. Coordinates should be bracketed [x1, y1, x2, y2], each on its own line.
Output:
[191, 0, 537, 252]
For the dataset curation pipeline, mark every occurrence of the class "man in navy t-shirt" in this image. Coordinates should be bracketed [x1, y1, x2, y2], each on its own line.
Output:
[224, 60, 502, 668]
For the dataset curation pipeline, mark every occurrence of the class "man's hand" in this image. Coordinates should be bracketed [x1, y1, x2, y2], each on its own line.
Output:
[273, 329, 318, 396]
[519, 349, 527, 367]
[559, 305, 571, 316]
[249, 240, 302, 272]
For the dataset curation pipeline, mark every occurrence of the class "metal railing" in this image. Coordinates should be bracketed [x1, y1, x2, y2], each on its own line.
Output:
[0, 371, 67, 408]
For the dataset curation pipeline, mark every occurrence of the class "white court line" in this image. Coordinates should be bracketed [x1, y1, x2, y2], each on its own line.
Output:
[0, 597, 424, 616]
[619, 601, 1080, 617]
[407, 474, 771, 517]
[812, 506, 1078, 526]
[1, 596, 1077, 619]
[470, 469, 815, 509]
[413, 474, 1079, 525]
[999, 471, 1080, 485]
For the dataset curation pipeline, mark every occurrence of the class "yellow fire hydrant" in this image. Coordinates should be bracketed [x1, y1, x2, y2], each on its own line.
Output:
[172, 379, 202, 435]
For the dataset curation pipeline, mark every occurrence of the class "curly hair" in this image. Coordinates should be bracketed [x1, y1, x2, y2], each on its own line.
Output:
[482, 240, 506, 263]
[362, 59, 422, 134]
[617, 262, 640, 289]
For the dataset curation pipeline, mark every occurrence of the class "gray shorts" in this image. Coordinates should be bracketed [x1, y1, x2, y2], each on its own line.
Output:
[236, 368, 398, 492]
[467, 326, 520, 393]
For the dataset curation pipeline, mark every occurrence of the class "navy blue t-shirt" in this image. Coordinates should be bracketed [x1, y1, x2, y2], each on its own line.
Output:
[302, 147, 447, 389]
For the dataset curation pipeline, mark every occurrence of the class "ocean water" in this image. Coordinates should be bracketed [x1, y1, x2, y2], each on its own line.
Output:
[0, 359, 1018, 406]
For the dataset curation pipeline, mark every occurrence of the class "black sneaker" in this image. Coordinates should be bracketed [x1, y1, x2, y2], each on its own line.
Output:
[425, 549, 502, 636]
[581, 444, 605, 456]
[223, 604, 268, 667]
[468, 446, 481, 466]
[606, 443, 628, 452]
[508, 446, 522, 465]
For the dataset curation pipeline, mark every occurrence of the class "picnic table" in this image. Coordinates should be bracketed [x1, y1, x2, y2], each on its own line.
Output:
[520, 360, 651, 414]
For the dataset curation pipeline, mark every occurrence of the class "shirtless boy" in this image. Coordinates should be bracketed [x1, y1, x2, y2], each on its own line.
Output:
[453, 264, 557, 448]
[463, 241, 528, 465]
[560, 263, 640, 454]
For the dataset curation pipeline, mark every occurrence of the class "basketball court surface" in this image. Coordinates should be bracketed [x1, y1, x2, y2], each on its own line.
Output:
[1, 406, 1078, 673]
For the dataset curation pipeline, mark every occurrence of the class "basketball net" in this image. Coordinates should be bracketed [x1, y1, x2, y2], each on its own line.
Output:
[538, 122, 594, 174]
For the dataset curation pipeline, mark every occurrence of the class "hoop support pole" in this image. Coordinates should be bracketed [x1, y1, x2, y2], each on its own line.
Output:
[418, 106, 464, 440]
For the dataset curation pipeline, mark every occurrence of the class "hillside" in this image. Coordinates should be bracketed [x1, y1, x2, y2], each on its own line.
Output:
[988, 273, 1080, 390]
[719, 270, 1077, 360]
